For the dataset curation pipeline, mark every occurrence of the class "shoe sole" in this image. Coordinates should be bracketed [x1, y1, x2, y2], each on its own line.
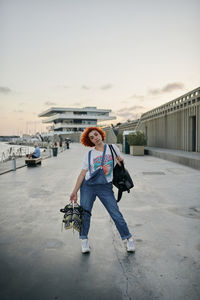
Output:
[82, 249, 90, 254]
[127, 248, 135, 252]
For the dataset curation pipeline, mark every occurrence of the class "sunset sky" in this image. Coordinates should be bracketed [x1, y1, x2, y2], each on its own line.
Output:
[0, 0, 199, 135]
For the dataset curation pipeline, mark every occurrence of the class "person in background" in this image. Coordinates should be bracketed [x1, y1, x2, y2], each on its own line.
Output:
[28, 144, 40, 159]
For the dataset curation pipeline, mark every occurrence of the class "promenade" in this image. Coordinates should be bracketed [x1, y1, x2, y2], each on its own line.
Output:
[0, 143, 200, 300]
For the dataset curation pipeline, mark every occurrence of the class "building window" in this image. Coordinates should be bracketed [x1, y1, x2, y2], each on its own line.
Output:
[74, 111, 87, 115]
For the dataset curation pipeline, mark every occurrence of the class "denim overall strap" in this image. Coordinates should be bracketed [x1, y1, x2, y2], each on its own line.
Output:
[88, 144, 107, 176]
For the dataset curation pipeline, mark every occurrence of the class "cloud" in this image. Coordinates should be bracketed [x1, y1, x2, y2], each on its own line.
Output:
[0, 86, 12, 94]
[114, 105, 145, 121]
[100, 84, 113, 90]
[57, 85, 70, 89]
[71, 102, 81, 106]
[149, 82, 185, 95]
[162, 82, 185, 92]
[119, 105, 144, 112]
[148, 89, 161, 95]
[128, 94, 145, 101]
[82, 85, 91, 90]
[44, 101, 57, 106]
[13, 109, 24, 113]
[81, 84, 113, 90]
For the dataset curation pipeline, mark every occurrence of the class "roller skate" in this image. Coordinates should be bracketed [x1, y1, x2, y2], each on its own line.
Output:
[72, 203, 83, 233]
[60, 203, 73, 230]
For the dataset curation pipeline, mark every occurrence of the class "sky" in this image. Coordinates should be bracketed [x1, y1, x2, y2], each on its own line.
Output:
[0, 0, 199, 135]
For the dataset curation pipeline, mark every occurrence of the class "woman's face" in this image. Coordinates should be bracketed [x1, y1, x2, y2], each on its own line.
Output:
[88, 130, 103, 146]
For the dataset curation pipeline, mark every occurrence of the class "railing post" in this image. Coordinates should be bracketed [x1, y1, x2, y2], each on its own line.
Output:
[12, 155, 16, 171]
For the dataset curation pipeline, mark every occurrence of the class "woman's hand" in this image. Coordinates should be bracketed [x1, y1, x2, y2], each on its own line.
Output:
[70, 191, 77, 203]
[116, 155, 124, 166]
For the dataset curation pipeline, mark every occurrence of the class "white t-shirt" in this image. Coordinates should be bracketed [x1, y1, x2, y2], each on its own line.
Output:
[82, 144, 123, 182]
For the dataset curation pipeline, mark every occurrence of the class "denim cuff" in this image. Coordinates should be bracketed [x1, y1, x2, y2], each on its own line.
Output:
[79, 235, 88, 240]
[121, 234, 132, 240]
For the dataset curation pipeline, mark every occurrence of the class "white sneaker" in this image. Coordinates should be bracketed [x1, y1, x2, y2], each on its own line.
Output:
[127, 238, 135, 252]
[81, 239, 90, 253]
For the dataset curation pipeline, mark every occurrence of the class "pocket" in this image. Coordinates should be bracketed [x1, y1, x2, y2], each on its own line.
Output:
[86, 168, 107, 185]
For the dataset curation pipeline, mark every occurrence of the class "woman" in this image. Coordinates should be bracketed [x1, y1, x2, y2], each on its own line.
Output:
[70, 127, 135, 254]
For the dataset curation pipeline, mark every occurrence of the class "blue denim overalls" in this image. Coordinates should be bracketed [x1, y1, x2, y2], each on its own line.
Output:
[80, 144, 132, 240]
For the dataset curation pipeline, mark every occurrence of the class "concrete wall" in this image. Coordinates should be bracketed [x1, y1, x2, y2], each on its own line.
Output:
[140, 87, 200, 152]
[102, 127, 117, 144]
[116, 121, 138, 133]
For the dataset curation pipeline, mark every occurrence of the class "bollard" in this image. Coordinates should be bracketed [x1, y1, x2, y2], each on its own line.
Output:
[49, 148, 52, 157]
[12, 157, 16, 171]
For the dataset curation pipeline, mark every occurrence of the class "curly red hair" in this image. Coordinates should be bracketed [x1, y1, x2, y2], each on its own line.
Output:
[81, 127, 106, 147]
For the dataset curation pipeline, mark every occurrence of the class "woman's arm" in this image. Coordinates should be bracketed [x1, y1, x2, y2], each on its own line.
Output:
[116, 155, 123, 166]
[112, 144, 124, 166]
[70, 169, 87, 203]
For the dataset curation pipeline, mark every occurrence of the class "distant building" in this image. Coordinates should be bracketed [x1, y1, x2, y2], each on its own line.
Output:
[39, 106, 116, 136]
[0, 136, 20, 142]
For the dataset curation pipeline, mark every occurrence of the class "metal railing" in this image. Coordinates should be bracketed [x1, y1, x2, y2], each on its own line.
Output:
[0, 147, 31, 163]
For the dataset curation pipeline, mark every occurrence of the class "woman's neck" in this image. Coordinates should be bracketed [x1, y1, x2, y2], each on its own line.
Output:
[95, 142, 104, 151]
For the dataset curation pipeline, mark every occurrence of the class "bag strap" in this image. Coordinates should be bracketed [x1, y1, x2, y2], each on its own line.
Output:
[109, 144, 125, 171]
[88, 144, 107, 176]
[109, 144, 117, 156]
[109, 144, 125, 203]
[117, 190, 123, 203]
[109, 144, 115, 169]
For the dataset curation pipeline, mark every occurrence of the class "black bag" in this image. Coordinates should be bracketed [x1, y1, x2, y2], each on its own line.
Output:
[109, 144, 134, 202]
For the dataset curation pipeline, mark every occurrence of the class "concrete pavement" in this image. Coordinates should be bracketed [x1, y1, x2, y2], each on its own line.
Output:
[0, 143, 200, 300]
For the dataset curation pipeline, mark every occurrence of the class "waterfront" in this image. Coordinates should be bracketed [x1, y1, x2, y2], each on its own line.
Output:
[0, 142, 35, 160]
[0, 143, 200, 300]
[0, 142, 51, 175]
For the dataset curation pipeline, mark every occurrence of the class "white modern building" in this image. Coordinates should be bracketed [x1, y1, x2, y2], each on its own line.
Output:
[39, 106, 116, 135]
